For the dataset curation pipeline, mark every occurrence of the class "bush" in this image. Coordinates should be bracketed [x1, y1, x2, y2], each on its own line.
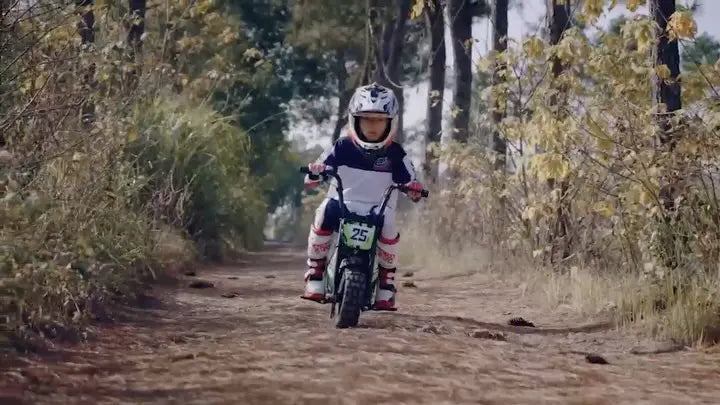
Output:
[126, 95, 268, 259]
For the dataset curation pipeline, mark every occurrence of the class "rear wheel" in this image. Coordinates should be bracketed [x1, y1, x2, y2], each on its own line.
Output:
[335, 269, 365, 328]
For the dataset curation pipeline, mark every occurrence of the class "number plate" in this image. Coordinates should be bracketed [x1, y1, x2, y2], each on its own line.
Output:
[341, 221, 376, 250]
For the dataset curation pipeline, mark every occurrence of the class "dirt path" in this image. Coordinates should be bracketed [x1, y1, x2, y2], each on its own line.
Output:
[2, 243, 720, 404]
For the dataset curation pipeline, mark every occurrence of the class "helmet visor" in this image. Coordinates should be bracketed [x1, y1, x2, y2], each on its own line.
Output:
[352, 111, 391, 119]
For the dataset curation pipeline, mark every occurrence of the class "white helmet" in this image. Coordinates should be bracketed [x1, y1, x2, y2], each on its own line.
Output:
[347, 82, 399, 153]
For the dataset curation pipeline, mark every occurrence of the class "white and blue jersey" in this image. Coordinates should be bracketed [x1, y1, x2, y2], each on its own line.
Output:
[314, 137, 416, 211]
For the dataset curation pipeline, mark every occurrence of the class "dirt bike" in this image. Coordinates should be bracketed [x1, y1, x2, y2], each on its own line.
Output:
[300, 166, 429, 328]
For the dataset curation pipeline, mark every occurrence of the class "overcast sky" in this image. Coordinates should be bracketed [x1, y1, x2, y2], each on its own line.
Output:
[289, 1, 720, 157]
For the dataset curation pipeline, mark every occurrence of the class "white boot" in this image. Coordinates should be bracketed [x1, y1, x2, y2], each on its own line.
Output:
[373, 233, 399, 311]
[302, 259, 326, 302]
[374, 266, 397, 311]
[301, 226, 333, 302]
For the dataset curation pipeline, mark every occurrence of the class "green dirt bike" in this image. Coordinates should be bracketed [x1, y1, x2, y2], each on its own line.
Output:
[300, 166, 429, 328]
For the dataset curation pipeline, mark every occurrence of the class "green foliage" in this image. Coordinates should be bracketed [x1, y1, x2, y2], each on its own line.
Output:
[126, 95, 268, 259]
[0, 0, 312, 346]
[682, 32, 720, 71]
[288, 0, 366, 55]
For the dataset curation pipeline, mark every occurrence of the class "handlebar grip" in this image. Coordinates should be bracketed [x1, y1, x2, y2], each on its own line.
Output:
[299, 166, 337, 177]
[397, 185, 429, 199]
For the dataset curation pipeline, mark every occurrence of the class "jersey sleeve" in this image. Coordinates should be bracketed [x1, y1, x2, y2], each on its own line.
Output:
[391, 146, 416, 184]
[316, 142, 338, 167]
[305, 142, 339, 184]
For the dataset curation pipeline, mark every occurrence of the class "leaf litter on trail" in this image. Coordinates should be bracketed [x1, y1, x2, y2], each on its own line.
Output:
[189, 280, 214, 289]
[508, 317, 535, 327]
[470, 329, 507, 341]
[585, 354, 609, 364]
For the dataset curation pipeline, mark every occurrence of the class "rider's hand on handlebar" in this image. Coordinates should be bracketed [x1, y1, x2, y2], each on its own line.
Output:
[406, 181, 424, 202]
[308, 163, 326, 175]
[304, 163, 326, 191]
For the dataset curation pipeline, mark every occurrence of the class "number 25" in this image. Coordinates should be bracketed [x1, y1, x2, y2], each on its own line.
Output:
[351, 228, 368, 242]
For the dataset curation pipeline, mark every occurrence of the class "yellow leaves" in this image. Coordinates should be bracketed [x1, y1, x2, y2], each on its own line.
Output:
[450, 105, 463, 119]
[127, 128, 140, 142]
[499, 116, 523, 142]
[629, 19, 655, 52]
[667, 11, 697, 41]
[582, 0, 604, 24]
[243, 47, 263, 61]
[619, 18, 655, 53]
[463, 38, 474, 51]
[191, 0, 212, 18]
[596, 136, 615, 155]
[529, 153, 570, 182]
[522, 205, 539, 222]
[655, 64, 671, 80]
[220, 27, 238, 45]
[555, 29, 591, 65]
[626, 0, 643, 12]
[556, 38, 575, 64]
[429, 90, 441, 107]
[410, 0, 425, 19]
[76, 237, 95, 258]
[177, 36, 202, 53]
[593, 201, 615, 218]
[523, 37, 545, 59]
[477, 56, 492, 73]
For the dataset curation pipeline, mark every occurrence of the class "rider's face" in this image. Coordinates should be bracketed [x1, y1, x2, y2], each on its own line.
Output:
[358, 116, 389, 141]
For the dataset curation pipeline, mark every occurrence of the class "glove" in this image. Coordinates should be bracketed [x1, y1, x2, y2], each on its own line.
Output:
[406, 181, 424, 202]
[304, 163, 326, 191]
[308, 163, 326, 175]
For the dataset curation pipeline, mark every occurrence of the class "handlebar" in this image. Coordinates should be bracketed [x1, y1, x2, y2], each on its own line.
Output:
[300, 166, 429, 198]
[300, 165, 428, 219]
[299, 166, 337, 176]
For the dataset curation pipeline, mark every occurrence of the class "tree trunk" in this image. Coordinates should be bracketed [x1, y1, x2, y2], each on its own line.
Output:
[549, 0, 569, 78]
[125, 0, 146, 90]
[651, 0, 681, 146]
[547, 0, 571, 263]
[448, 0, 472, 143]
[651, 0, 682, 268]
[332, 49, 353, 142]
[374, 0, 411, 143]
[0, 0, 8, 146]
[76, 0, 95, 45]
[76, 0, 95, 125]
[127, 0, 146, 57]
[491, 0, 508, 171]
[424, 0, 445, 183]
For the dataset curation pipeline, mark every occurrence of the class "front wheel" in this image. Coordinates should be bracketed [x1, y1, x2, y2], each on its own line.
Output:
[335, 269, 365, 328]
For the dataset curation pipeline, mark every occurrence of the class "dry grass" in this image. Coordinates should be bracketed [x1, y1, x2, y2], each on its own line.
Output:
[532, 265, 720, 344]
[398, 202, 720, 346]
[149, 225, 198, 278]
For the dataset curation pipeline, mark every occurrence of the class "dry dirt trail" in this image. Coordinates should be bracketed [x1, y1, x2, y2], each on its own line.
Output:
[2, 243, 720, 404]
